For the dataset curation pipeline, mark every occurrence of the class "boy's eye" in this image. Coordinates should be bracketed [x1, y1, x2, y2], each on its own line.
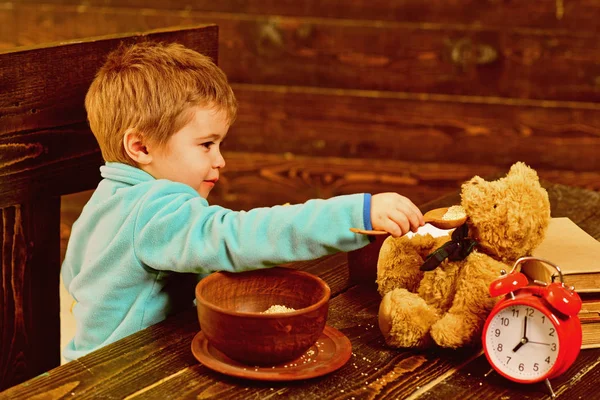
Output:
[200, 141, 214, 149]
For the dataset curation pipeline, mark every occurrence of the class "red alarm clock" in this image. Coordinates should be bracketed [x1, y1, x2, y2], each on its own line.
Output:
[482, 256, 582, 397]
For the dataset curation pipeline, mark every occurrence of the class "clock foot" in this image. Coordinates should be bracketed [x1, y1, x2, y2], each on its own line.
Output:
[544, 379, 556, 398]
[484, 368, 495, 378]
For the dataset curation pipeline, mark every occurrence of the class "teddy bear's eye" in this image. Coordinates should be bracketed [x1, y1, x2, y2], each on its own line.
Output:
[493, 204, 497, 209]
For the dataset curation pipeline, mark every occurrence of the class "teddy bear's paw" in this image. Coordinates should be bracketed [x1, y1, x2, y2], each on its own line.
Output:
[430, 313, 480, 348]
[378, 288, 439, 349]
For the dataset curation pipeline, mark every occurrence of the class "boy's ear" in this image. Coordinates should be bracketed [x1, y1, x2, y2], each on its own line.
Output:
[123, 128, 152, 165]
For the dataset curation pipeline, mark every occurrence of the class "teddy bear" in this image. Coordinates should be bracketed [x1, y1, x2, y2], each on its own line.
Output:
[376, 162, 551, 349]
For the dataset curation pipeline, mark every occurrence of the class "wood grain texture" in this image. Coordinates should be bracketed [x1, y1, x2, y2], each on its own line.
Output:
[216, 83, 600, 211]
[0, 25, 219, 390]
[0, 198, 61, 390]
[3, 4, 600, 102]
[9, 0, 600, 31]
[418, 348, 600, 399]
[229, 84, 600, 170]
[0, 124, 102, 209]
[546, 184, 600, 239]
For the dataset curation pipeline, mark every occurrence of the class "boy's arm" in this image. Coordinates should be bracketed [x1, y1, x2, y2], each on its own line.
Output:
[133, 188, 372, 273]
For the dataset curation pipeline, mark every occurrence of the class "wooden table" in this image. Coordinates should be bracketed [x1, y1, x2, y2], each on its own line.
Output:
[2, 182, 599, 400]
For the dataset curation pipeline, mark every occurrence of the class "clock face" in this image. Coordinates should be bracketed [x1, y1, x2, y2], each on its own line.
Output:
[484, 304, 560, 380]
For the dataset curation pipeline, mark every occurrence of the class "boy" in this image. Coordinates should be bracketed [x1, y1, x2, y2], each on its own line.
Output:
[61, 41, 424, 362]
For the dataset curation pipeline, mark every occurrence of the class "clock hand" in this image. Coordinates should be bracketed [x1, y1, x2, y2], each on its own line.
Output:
[512, 315, 530, 353]
[512, 342, 524, 352]
[528, 341, 550, 346]
[512, 337, 528, 352]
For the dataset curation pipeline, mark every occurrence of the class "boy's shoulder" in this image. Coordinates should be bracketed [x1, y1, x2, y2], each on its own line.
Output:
[87, 162, 204, 208]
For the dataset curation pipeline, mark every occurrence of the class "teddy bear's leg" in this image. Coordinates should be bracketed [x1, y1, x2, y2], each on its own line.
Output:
[376, 234, 442, 297]
[430, 252, 505, 348]
[378, 288, 440, 348]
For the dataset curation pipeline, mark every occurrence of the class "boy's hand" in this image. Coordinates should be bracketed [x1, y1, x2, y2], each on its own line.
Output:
[370, 193, 424, 237]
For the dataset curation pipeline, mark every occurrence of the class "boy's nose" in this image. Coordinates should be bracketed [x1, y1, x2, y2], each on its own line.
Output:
[213, 151, 226, 169]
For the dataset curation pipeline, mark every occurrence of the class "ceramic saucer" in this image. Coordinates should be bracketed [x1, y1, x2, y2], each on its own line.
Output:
[191, 325, 352, 381]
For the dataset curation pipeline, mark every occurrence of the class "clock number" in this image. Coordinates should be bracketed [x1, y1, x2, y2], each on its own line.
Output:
[551, 343, 557, 351]
[497, 344, 503, 352]
[494, 328, 501, 337]
[519, 363, 525, 371]
[506, 356, 512, 364]
[526, 308, 534, 317]
[512, 309, 519, 318]
[501, 317, 510, 326]
[533, 363, 539, 372]
[549, 328, 555, 337]
[545, 356, 551, 364]
[542, 316, 546, 324]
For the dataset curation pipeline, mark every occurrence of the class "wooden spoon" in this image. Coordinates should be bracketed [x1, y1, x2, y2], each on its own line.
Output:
[350, 207, 467, 236]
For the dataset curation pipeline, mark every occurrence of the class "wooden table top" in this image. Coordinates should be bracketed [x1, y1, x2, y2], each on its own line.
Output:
[2, 182, 599, 400]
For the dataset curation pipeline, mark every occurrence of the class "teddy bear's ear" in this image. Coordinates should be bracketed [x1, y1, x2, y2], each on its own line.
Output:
[465, 175, 486, 186]
[460, 175, 489, 213]
[507, 162, 539, 181]
[461, 175, 486, 199]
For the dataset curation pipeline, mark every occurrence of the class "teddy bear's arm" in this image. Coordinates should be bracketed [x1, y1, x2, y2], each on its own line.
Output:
[376, 234, 448, 297]
[429, 251, 505, 348]
[376, 236, 422, 296]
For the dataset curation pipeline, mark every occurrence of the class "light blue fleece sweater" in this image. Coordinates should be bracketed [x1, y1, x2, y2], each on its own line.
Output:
[61, 162, 373, 361]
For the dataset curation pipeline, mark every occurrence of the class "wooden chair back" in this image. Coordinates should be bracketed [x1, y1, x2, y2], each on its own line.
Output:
[0, 24, 219, 390]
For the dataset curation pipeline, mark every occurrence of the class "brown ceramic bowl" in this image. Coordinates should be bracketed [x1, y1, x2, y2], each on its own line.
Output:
[195, 267, 331, 366]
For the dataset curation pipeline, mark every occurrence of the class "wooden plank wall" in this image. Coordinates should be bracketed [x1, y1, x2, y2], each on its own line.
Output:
[1, 0, 599, 211]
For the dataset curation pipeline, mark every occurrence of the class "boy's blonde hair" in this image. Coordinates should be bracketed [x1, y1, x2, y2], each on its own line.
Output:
[85, 41, 237, 165]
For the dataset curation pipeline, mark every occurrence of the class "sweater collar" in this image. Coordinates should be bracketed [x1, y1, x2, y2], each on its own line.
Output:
[100, 162, 155, 186]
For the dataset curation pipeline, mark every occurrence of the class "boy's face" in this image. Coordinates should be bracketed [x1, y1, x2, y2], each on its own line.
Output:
[146, 106, 229, 199]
